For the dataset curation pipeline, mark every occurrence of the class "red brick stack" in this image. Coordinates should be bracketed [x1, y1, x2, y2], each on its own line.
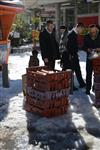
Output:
[25, 66, 72, 117]
[92, 57, 100, 108]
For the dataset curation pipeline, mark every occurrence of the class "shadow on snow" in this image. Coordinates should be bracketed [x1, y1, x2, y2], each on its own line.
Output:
[0, 79, 22, 121]
[26, 109, 89, 149]
[73, 90, 100, 138]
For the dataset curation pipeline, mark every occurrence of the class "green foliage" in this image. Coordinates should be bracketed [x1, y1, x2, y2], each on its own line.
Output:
[81, 28, 89, 35]
[15, 14, 31, 38]
[11, 14, 32, 46]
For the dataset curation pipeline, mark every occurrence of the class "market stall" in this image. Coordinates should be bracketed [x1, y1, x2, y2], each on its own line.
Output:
[0, 0, 24, 87]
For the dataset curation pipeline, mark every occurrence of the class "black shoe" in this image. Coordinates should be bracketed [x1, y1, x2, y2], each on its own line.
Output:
[93, 102, 100, 108]
[85, 90, 90, 95]
[73, 86, 78, 91]
[92, 85, 94, 92]
[79, 83, 86, 88]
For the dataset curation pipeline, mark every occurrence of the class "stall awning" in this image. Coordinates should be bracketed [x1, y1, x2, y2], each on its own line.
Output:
[0, 0, 24, 13]
[37, 0, 68, 5]
[0, 0, 24, 40]
[22, 0, 71, 9]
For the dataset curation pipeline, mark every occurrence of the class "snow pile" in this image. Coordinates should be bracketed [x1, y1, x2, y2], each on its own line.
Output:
[0, 51, 100, 149]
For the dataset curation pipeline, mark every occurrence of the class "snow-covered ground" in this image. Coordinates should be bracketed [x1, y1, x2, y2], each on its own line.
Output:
[0, 51, 100, 150]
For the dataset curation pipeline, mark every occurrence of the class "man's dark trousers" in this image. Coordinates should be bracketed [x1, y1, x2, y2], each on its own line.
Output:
[71, 54, 85, 86]
[86, 57, 93, 91]
[45, 59, 55, 70]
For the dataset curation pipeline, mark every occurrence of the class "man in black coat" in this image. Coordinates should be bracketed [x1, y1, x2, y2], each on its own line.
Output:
[59, 25, 68, 71]
[39, 20, 60, 70]
[67, 23, 86, 89]
[84, 24, 100, 95]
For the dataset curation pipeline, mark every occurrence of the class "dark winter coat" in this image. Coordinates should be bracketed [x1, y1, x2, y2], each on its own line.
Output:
[39, 29, 60, 61]
[83, 33, 100, 56]
[67, 30, 79, 56]
[59, 30, 68, 53]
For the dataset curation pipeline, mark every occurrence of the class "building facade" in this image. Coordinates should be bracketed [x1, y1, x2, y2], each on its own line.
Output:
[22, 0, 100, 26]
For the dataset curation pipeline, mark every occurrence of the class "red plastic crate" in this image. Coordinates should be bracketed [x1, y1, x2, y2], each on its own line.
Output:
[26, 67, 72, 91]
[41, 105, 68, 117]
[27, 66, 72, 82]
[94, 83, 100, 91]
[92, 57, 100, 66]
[94, 74, 100, 83]
[27, 66, 47, 73]
[94, 99, 100, 108]
[25, 100, 68, 118]
[24, 101, 32, 112]
[93, 65, 100, 74]
[26, 95, 69, 109]
[34, 79, 70, 91]
[24, 95, 69, 117]
[92, 57, 100, 74]
[24, 66, 71, 117]
[95, 91, 100, 99]
[26, 87, 70, 100]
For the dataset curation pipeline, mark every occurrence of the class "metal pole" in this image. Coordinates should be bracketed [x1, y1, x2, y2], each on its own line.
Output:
[2, 63, 9, 88]
[55, 3, 61, 41]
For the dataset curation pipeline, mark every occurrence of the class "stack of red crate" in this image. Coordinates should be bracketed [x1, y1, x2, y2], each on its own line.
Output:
[25, 66, 72, 117]
[92, 57, 100, 107]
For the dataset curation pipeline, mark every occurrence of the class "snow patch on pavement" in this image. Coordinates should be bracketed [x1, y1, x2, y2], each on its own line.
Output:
[0, 51, 100, 149]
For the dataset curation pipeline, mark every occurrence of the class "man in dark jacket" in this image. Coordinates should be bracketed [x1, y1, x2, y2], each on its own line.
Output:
[39, 20, 60, 70]
[67, 23, 86, 89]
[59, 25, 68, 71]
[84, 24, 100, 95]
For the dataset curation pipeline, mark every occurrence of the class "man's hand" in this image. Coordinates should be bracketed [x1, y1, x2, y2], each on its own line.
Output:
[44, 58, 48, 63]
[96, 48, 100, 52]
[87, 48, 92, 52]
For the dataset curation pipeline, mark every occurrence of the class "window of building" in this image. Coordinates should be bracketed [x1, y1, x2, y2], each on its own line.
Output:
[78, 1, 98, 14]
